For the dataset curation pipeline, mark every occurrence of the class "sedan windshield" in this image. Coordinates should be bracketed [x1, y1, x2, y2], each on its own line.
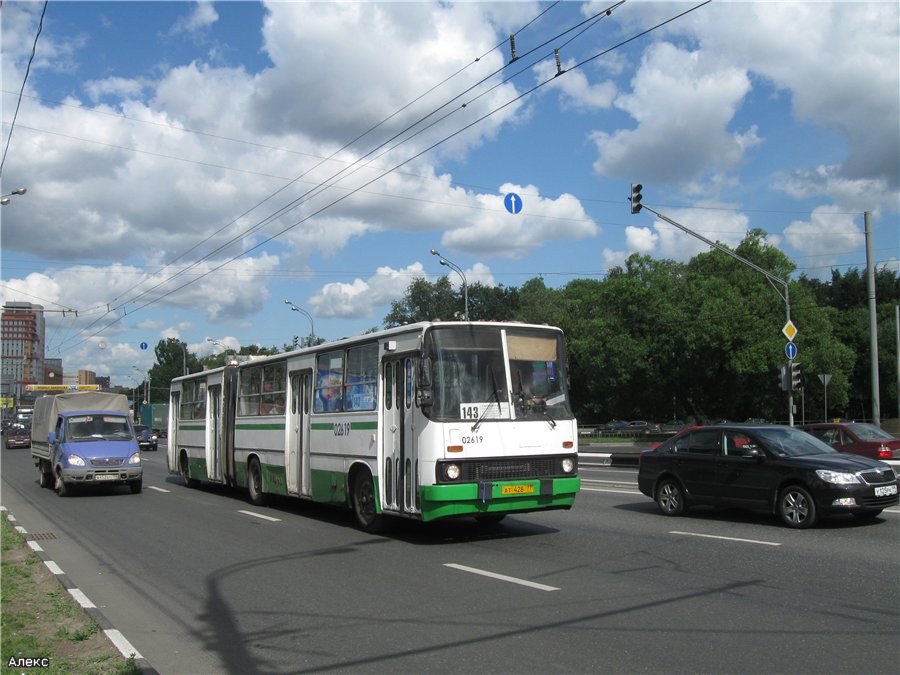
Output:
[755, 427, 838, 457]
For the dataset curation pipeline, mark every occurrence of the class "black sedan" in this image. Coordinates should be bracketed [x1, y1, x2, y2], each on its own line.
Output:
[638, 425, 898, 528]
[133, 424, 158, 452]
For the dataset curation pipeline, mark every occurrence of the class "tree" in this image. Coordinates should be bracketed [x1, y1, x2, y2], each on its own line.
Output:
[145, 339, 203, 404]
[384, 277, 458, 326]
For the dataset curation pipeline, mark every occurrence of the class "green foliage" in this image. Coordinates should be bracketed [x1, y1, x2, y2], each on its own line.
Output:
[382, 235, 898, 423]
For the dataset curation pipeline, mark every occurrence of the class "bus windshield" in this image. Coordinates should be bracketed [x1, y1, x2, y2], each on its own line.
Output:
[423, 325, 573, 423]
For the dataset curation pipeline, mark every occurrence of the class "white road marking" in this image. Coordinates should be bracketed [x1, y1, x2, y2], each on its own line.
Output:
[147, 485, 171, 492]
[104, 629, 143, 659]
[670, 530, 781, 546]
[238, 510, 281, 522]
[68, 588, 96, 608]
[444, 563, 560, 591]
[44, 560, 64, 575]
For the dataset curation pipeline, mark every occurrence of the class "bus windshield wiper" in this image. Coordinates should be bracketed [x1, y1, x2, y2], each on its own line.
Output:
[472, 367, 502, 432]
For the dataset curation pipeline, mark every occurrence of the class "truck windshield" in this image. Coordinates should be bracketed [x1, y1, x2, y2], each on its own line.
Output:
[423, 325, 573, 423]
[66, 415, 133, 442]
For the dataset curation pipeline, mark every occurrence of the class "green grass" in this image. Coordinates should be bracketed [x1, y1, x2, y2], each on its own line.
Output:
[1, 514, 141, 674]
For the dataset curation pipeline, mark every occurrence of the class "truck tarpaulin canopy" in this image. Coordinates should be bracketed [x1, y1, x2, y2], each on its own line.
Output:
[31, 392, 130, 443]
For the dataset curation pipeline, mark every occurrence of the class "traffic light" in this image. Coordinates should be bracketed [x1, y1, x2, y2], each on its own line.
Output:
[791, 362, 803, 391]
[292, 335, 299, 349]
[630, 183, 643, 214]
[780, 363, 790, 391]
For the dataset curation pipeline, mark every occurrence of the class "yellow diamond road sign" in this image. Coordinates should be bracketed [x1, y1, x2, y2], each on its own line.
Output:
[782, 320, 798, 341]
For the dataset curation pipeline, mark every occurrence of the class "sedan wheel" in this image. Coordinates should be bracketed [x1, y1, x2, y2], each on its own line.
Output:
[778, 485, 817, 529]
[656, 479, 685, 516]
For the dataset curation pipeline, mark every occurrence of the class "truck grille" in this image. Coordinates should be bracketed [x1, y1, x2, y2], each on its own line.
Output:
[90, 458, 123, 467]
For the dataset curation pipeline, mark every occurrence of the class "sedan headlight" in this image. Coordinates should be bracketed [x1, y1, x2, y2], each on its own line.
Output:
[66, 454, 86, 467]
[816, 469, 860, 485]
[127, 453, 141, 465]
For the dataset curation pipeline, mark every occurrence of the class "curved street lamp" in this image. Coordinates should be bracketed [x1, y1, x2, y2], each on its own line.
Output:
[1, 187, 27, 206]
[206, 337, 231, 357]
[283, 299, 315, 346]
[430, 248, 468, 321]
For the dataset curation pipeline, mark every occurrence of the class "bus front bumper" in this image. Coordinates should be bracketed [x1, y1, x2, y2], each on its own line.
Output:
[419, 476, 580, 521]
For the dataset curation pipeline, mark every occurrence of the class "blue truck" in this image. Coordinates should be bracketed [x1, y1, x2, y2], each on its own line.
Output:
[31, 391, 143, 496]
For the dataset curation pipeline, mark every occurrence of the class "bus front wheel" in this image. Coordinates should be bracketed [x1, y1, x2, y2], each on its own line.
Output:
[352, 471, 386, 534]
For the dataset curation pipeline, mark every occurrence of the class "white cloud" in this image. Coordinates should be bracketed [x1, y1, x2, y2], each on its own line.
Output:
[309, 263, 427, 319]
[784, 207, 865, 272]
[591, 41, 758, 187]
[533, 57, 617, 112]
[170, 1, 219, 35]
[441, 184, 597, 258]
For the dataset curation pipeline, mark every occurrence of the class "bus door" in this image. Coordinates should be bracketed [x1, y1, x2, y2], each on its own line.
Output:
[206, 384, 224, 482]
[168, 391, 180, 472]
[287, 370, 312, 496]
[382, 357, 417, 513]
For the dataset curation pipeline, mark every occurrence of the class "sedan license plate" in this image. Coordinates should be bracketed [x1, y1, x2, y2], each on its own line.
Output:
[874, 484, 897, 497]
[94, 474, 118, 481]
[501, 484, 535, 495]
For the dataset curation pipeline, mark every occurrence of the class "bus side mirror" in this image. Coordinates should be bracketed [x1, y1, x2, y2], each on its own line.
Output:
[416, 357, 432, 388]
[417, 389, 433, 408]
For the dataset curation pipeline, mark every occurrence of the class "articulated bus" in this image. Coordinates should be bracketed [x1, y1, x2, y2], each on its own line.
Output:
[167, 321, 580, 531]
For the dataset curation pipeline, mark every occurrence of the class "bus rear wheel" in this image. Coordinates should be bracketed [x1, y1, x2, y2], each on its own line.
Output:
[248, 458, 268, 506]
[352, 471, 386, 533]
[180, 452, 199, 488]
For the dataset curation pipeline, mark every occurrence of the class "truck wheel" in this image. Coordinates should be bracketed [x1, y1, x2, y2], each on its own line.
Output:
[38, 461, 53, 488]
[130, 479, 143, 494]
[55, 471, 70, 497]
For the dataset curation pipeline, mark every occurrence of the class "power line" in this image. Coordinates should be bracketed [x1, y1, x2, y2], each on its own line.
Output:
[0, 0, 47, 177]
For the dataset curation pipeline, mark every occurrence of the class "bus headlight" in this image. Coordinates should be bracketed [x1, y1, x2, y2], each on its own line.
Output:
[442, 463, 461, 481]
[561, 457, 575, 473]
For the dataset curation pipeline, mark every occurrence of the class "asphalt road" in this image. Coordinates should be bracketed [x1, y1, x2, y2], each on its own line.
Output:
[2, 446, 898, 674]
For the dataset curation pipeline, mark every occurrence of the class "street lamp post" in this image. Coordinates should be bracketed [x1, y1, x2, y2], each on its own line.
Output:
[207, 338, 233, 363]
[131, 367, 150, 412]
[283, 300, 315, 346]
[0, 187, 27, 206]
[634, 199, 795, 425]
[430, 249, 468, 321]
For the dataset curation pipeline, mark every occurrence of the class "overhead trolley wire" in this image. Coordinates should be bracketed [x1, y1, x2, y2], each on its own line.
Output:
[54, 1, 711, 354]
[51, 1, 577, 349]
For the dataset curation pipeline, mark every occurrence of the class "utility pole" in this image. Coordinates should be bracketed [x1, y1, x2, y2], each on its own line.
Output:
[864, 211, 880, 425]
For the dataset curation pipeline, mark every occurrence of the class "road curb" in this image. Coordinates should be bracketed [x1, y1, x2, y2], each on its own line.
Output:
[1, 506, 158, 674]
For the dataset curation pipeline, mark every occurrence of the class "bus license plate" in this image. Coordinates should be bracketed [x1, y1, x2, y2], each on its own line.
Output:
[501, 484, 534, 495]
[874, 485, 897, 497]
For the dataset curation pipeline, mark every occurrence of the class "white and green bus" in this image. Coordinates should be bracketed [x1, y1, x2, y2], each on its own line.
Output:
[167, 321, 580, 531]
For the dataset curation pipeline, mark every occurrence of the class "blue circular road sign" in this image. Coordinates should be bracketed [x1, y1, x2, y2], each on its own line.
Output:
[504, 192, 522, 215]
[140, 342, 148, 350]
[785, 341, 797, 360]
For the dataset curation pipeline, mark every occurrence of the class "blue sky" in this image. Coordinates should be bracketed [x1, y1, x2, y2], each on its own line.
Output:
[2, 0, 898, 387]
